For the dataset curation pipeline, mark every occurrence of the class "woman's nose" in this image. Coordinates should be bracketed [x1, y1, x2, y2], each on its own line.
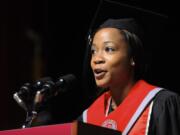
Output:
[93, 54, 105, 64]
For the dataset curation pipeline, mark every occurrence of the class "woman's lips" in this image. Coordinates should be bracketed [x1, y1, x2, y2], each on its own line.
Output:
[94, 69, 107, 80]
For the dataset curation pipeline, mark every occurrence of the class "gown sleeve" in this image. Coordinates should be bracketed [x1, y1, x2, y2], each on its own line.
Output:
[149, 90, 180, 135]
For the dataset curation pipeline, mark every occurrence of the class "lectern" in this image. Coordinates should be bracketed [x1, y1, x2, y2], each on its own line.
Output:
[0, 121, 121, 135]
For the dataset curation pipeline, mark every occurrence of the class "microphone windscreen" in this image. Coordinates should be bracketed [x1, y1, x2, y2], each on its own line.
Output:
[56, 74, 78, 92]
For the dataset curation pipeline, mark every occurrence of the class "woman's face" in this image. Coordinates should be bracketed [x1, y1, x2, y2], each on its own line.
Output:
[91, 28, 133, 88]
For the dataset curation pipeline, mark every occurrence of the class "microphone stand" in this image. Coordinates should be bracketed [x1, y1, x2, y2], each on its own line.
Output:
[22, 111, 37, 128]
[22, 91, 44, 128]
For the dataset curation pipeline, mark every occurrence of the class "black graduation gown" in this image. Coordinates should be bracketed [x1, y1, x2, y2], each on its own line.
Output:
[148, 90, 180, 135]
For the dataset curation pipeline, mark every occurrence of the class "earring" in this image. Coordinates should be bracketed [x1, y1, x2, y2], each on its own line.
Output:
[131, 59, 135, 66]
[131, 61, 135, 66]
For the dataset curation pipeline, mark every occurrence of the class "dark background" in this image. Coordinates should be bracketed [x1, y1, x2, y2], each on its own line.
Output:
[0, 0, 179, 130]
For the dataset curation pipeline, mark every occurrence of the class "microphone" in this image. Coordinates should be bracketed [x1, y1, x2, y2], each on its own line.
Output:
[13, 74, 77, 128]
[13, 77, 52, 111]
[13, 83, 31, 111]
[34, 80, 55, 104]
[55, 74, 77, 93]
[35, 74, 77, 102]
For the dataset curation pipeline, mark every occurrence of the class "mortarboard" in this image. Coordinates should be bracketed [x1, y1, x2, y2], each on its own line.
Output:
[87, 0, 168, 49]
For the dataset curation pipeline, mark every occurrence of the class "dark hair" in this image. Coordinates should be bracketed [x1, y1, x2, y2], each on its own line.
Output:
[119, 30, 145, 80]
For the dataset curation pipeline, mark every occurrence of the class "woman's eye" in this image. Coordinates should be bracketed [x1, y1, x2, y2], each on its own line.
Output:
[105, 47, 115, 52]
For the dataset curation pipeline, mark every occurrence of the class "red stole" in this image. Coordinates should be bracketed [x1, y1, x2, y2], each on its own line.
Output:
[86, 80, 156, 132]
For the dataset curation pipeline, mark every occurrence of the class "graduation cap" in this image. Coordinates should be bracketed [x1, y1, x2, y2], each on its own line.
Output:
[82, 0, 169, 106]
[87, 0, 168, 48]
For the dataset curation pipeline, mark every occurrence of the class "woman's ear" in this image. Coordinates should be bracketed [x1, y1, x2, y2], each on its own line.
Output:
[130, 58, 135, 66]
